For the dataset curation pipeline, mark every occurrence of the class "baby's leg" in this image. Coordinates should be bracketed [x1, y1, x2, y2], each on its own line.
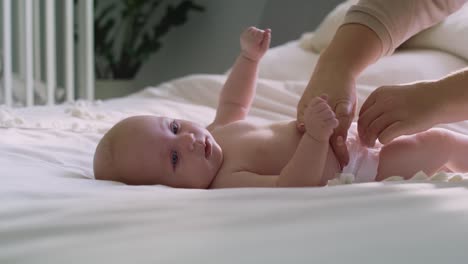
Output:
[376, 128, 454, 181]
[445, 130, 468, 172]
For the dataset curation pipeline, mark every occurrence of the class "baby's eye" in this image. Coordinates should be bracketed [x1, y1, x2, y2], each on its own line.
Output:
[171, 151, 179, 167]
[170, 121, 179, 134]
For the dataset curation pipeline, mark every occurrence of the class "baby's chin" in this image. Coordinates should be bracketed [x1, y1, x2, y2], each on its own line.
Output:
[187, 171, 218, 189]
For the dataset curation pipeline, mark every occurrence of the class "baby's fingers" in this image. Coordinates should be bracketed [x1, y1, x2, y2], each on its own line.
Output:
[325, 117, 339, 129]
[261, 29, 271, 49]
[309, 95, 327, 106]
[311, 102, 331, 114]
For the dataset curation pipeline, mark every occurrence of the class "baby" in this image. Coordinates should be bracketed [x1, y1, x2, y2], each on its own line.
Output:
[94, 26, 468, 188]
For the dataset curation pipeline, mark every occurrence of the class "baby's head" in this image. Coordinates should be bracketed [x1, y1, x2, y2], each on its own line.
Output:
[94, 115, 223, 188]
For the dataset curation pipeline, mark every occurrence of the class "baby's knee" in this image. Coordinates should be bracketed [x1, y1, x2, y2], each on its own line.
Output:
[414, 128, 451, 142]
[376, 128, 453, 181]
[380, 128, 452, 156]
[413, 128, 455, 154]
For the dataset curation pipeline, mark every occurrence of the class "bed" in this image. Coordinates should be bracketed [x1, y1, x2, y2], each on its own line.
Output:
[2, 1, 468, 263]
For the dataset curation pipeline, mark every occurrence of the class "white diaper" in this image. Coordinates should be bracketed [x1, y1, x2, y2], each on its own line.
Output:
[341, 135, 381, 183]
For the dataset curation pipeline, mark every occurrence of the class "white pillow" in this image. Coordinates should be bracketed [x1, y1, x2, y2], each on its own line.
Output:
[402, 3, 468, 62]
[299, 0, 357, 53]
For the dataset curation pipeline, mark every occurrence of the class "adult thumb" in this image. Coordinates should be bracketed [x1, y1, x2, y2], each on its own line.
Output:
[333, 101, 354, 167]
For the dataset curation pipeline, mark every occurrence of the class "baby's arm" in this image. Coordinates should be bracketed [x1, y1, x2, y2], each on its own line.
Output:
[278, 95, 338, 187]
[208, 27, 271, 130]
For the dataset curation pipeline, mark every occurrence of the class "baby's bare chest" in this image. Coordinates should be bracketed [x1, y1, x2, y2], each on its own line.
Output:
[214, 121, 302, 175]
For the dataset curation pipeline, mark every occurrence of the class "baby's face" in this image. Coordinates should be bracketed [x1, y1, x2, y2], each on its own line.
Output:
[119, 116, 223, 188]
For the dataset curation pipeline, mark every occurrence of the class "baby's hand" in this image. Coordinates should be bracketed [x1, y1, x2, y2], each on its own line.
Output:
[240, 27, 271, 61]
[304, 95, 339, 142]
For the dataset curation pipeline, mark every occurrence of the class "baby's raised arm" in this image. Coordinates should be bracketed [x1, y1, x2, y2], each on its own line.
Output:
[208, 27, 271, 130]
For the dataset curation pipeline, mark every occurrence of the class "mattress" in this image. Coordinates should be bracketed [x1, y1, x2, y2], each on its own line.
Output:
[1, 39, 468, 263]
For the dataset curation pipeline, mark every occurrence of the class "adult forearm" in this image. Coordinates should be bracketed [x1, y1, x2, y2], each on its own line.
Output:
[435, 67, 468, 124]
[314, 24, 382, 80]
[277, 135, 329, 187]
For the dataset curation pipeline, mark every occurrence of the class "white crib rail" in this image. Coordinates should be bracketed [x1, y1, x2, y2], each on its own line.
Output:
[78, 0, 94, 101]
[1, 0, 94, 107]
[64, 0, 74, 103]
[45, 0, 56, 105]
[23, 0, 34, 106]
[2, 0, 12, 106]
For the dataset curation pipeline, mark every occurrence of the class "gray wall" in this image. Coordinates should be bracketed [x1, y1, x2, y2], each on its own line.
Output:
[133, 0, 343, 91]
[134, 0, 266, 89]
[260, 0, 344, 47]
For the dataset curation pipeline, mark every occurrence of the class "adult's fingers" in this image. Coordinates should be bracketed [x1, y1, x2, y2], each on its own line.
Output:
[296, 98, 307, 128]
[331, 133, 349, 169]
[332, 101, 353, 168]
[377, 121, 423, 145]
[335, 100, 354, 120]
[297, 122, 306, 133]
[358, 100, 386, 144]
[358, 92, 374, 130]
[364, 113, 396, 147]
[359, 89, 377, 117]
[378, 122, 405, 144]
[332, 122, 351, 168]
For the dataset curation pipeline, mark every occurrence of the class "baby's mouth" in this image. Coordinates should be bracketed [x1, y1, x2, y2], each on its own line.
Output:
[205, 137, 212, 159]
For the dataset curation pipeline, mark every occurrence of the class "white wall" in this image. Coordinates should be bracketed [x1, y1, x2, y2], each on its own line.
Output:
[260, 0, 344, 47]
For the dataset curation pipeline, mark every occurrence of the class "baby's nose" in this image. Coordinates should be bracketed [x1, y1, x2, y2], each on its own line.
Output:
[181, 133, 196, 151]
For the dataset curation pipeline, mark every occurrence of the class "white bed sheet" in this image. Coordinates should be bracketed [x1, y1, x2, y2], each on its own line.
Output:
[1, 40, 468, 263]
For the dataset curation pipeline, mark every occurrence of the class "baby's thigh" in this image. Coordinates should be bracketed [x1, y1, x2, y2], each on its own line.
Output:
[376, 129, 451, 181]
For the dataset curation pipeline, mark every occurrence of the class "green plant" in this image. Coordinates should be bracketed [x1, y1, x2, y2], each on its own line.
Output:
[94, 0, 204, 79]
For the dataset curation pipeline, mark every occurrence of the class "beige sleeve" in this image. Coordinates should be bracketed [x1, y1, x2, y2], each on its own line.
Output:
[343, 0, 467, 56]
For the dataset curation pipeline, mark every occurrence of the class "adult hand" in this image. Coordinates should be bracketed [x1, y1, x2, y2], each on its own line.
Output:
[358, 81, 439, 146]
[297, 70, 356, 168]
[297, 24, 382, 169]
